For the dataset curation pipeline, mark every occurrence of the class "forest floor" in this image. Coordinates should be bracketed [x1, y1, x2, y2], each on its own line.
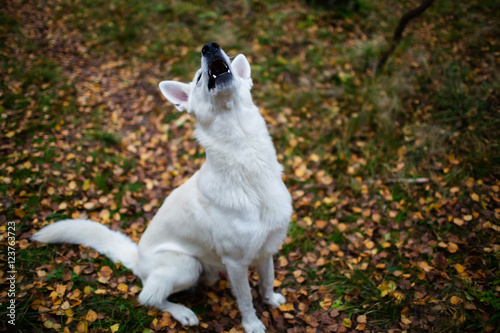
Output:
[1, 0, 499, 332]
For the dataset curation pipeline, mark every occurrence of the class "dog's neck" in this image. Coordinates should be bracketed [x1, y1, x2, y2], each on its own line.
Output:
[194, 97, 283, 210]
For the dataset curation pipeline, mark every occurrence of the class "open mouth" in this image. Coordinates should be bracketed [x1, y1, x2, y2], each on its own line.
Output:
[210, 58, 230, 79]
[208, 58, 231, 90]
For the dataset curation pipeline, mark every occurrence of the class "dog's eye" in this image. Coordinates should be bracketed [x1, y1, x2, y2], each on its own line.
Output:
[196, 73, 202, 84]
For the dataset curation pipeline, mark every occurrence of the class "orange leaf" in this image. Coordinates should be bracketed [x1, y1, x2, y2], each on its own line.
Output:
[447, 242, 459, 253]
[86, 309, 97, 322]
[76, 322, 88, 333]
[278, 302, 295, 312]
[15, 208, 25, 218]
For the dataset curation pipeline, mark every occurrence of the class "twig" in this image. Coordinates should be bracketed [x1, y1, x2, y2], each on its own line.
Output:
[376, 0, 435, 73]
[366, 177, 429, 184]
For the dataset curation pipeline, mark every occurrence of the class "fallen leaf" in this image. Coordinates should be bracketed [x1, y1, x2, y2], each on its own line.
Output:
[86, 309, 98, 322]
[447, 242, 459, 253]
[15, 208, 25, 218]
[455, 264, 466, 273]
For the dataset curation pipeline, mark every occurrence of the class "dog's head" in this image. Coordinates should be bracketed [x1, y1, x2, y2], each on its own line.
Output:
[159, 43, 252, 118]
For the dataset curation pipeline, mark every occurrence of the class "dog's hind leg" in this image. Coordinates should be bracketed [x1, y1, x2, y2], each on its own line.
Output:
[138, 252, 201, 326]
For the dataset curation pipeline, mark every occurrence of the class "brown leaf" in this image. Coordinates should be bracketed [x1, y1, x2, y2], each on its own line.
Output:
[432, 252, 448, 270]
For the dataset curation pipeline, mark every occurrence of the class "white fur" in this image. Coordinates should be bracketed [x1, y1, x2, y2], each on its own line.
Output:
[32, 49, 292, 333]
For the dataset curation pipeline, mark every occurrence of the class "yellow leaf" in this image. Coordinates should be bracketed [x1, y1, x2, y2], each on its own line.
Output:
[117, 283, 128, 293]
[401, 316, 412, 325]
[342, 318, 352, 328]
[387, 281, 397, 292]
[310, 153, 320, 162]
[206, 291, 218, 302]
[86, 309, 97, 322]
[450, 296, 463, 305]
[392, 290, 404, 301]
[377, 281, 396, 297]
[357, 314, 367, 323]
[110, 324, 120, 333]
[471, 193, 479, 202]
[455, 264, 466, 273]
[82, 179, 90, 191]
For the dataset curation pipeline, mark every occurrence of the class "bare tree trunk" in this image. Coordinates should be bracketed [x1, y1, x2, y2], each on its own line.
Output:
[376, 0, 435, 73]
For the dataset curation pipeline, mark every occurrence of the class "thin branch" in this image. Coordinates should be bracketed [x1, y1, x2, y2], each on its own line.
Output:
[376, 0, 435, 73]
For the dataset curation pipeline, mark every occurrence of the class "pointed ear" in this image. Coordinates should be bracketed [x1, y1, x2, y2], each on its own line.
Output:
[159, 81, 190, 112]
[231, 54, 251, 80]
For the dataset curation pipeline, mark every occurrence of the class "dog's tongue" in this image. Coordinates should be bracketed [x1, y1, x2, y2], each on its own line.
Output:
[210, 59, 229, 77]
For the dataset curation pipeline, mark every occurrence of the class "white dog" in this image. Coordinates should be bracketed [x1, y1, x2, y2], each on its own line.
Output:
[32, 42, 292, 333]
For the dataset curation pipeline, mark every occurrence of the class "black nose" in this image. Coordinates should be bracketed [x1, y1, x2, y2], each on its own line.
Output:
[202, 42, 220, 55]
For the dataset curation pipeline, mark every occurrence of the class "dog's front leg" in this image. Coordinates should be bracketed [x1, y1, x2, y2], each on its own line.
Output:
[256, 256, 286, 308]
[225, 260, 266, 333]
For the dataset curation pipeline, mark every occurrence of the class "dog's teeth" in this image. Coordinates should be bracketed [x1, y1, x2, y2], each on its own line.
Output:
[213, 75, 217, 79]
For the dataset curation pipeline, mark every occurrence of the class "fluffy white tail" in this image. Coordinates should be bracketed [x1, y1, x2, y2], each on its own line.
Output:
[32, 219, 138, 271]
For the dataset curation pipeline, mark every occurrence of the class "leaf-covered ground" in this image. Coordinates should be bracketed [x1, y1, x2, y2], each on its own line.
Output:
[1, 0, 499, 332]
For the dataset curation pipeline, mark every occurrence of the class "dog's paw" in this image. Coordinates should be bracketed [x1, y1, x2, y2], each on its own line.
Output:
[242, 316, 266, 333]
[263, 292, 286, 308]
[163, 303, 199, 326]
